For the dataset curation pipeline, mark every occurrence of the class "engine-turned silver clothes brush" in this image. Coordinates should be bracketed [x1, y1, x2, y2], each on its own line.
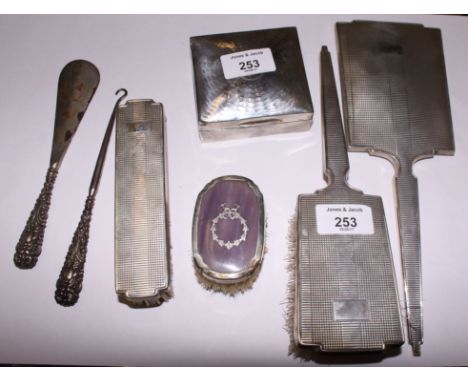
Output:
[292, 47, 404, 353]
[336, 21, 455, 355]
[115, 99, 172, 307]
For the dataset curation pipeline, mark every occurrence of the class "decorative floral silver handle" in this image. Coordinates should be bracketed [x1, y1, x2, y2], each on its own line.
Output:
[54, 89, 127, 307]
[55, 196, 95, 306]
[14, 166, 58, 269]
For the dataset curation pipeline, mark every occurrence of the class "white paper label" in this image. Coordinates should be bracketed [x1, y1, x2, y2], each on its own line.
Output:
[316, 204, 374, 235]
[220, 48, 276, 80]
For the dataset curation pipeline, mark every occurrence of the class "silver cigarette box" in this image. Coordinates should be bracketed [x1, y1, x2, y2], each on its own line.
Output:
[115, 99, 172, 307]
[190, 27, 313, 141]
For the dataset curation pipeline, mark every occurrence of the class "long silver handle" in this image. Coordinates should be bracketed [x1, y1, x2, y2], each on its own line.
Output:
[14, 165, 58, 269]
[321, 46, 349, 187]
[395, 167, 423, 355]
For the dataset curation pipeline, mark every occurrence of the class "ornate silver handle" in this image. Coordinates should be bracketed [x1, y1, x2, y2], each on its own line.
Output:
[54, 196, 95, 306]
[14, 166, 58, 269]
[54, 89, 127, 307]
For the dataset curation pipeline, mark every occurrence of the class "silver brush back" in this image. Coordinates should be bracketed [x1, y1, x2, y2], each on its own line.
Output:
[115, 99, 171, 307]
[293, 47, 403, 352]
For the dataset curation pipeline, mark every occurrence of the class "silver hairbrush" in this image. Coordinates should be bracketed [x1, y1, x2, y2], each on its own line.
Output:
[292, 47, 403, 353]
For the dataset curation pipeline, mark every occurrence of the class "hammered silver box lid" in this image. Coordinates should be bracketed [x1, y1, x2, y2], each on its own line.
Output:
[190, 27, 313, 141]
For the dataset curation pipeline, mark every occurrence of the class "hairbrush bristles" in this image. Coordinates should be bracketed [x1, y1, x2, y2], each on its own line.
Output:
[193, 256, 264, 296]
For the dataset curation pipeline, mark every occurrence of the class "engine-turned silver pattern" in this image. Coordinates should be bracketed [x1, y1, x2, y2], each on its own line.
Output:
[115, 100, 171, 307]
